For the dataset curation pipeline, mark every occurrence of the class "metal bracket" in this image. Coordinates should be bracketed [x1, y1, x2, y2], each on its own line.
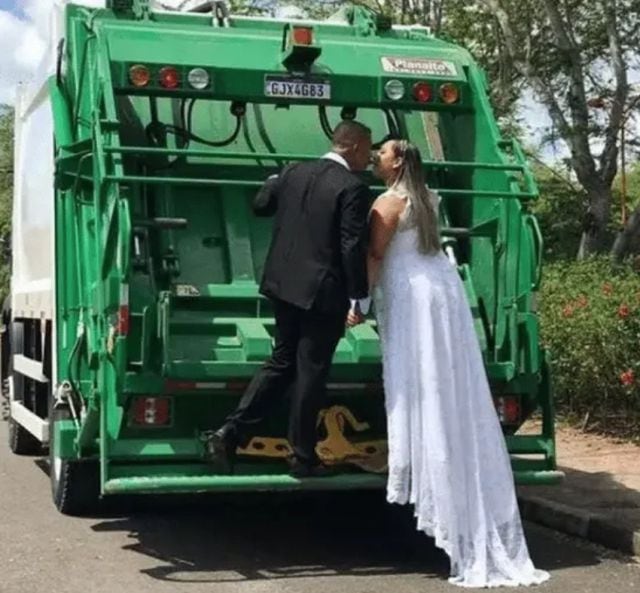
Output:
[133, 0, 150, 19]
[161, 249, 181, 278]
[108, 0, 150, 19]
[210, 1, 230, 27]
[348, 6, 391, 37]
[54, 381, 81, 428]
[108, 0, 132, 12]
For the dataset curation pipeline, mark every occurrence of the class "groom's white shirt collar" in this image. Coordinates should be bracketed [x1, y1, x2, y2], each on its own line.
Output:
[323, 151, 351, 170]
[322, 152, 371, 315]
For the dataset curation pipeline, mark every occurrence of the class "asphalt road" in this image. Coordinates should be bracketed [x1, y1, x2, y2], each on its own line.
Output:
[1, 418, 639, 593]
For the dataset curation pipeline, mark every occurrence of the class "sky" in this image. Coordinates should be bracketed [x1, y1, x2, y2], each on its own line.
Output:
[0, 0, 25, 17]
[0, 0, 49, 103]
[0, 1, 311, 105]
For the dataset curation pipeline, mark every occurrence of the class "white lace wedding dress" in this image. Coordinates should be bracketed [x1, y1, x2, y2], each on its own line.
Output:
[373, 196, 550, 588]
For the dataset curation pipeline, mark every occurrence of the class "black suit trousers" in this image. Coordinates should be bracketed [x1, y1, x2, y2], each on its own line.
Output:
[225, 299, 345, 465]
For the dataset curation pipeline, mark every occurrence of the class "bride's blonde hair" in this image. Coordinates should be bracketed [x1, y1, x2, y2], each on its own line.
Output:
[390, 140, 441, 254]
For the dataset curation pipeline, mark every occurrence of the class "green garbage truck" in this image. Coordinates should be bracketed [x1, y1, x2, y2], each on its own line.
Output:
[3, 0, 561, 515]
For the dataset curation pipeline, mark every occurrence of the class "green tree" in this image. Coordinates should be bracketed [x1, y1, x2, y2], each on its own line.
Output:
[530, 161, 586, 261]
[474, 0, 640, 259]
[0, 105, 13, 300]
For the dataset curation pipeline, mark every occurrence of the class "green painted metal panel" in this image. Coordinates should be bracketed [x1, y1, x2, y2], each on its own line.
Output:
[54, 419, 78, 460]
[111, 438, 201, 458]
[505, 435, 554, 455]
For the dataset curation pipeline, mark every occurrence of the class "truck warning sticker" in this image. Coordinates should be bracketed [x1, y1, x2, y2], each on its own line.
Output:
[381, 56, 458, 77]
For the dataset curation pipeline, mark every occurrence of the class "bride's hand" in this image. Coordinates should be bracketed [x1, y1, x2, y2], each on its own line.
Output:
[346, 309, 364, 327]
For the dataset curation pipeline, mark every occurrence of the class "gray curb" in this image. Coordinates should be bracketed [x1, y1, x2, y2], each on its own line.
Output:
[518, 494, 640, 557]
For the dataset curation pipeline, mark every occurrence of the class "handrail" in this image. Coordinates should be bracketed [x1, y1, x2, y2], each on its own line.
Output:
[102, 145, 527, 172]
[103, 174, 537, 199]
[71, 33, 97, 129]
[497, 138, 539, 198]
[119, 199, 132, 279]
[525, 214, 544, 290]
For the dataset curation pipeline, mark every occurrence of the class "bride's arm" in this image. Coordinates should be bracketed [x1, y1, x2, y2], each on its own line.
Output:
[367, 197, 404, 290]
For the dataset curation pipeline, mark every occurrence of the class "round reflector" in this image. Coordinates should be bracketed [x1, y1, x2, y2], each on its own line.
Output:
[385, 79, 405, 101]
[187, 67, 210, 90]
[292, 26, 313, 46]
[129, 64, 150, 88]
[159, 66, 180, 89]
[503, 398, 520, 424]
[440, 83, 460, 104]
[413, 82, 432, 103]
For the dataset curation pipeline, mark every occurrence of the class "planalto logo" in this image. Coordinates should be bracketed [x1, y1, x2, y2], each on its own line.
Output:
[381, 56, 458, 77]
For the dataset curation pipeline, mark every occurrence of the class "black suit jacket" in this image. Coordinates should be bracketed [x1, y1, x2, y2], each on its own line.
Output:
[254, 158, 371, 315]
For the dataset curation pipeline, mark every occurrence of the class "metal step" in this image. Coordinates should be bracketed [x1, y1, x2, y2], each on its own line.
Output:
[513, 470, 564, 486]
[103, 472, 387, 495]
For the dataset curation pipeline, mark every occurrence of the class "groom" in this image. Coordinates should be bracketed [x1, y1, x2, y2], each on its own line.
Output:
[207, 120, 373, 477]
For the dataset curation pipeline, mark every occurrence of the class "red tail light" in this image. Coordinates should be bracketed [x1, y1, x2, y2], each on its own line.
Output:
[131, 397, 172, 427]
[165, 380, 199, 392]
[117, 284, 129, 335]
[413, 82, 432, 103]
[495, 396, 521, 425]
[159, 66, 180, 89]
[292, 26, 313, 46]
[117, 305, 129, 335]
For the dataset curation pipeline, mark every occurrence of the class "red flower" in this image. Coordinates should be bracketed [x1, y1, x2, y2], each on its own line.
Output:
[602, 282, 614, 296]
[577, 295, 589, 309]
[562, 305, 575, 318]
[618, 304, 630, 319]
[620, 369, 635, 386]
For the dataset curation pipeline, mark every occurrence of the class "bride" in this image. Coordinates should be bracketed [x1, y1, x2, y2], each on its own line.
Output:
[362, 139, 550, 588]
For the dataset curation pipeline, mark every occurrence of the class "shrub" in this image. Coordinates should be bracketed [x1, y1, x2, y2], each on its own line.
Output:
[540, 257, 640, 436]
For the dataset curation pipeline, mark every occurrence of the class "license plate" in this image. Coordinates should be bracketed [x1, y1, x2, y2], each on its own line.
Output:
[264, 76, 331, 100]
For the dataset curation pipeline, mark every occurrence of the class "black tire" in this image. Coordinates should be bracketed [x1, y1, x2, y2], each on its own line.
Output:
[7, 322, 41, 455]
[49, 405, 100, 516]
[0, 298, 11, 391]
[8, 418, 41, 455]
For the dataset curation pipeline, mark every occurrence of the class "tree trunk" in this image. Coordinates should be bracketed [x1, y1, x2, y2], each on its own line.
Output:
[611, 205, 640, 263]
[577, 184, 612, 259]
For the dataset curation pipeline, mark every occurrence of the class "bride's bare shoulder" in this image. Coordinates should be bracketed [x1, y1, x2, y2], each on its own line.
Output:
[371, 192, 407, 215]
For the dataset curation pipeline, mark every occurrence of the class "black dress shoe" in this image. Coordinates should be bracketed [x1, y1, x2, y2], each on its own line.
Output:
[288, 458, 334, 478]
[202, 425, 237, 474]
